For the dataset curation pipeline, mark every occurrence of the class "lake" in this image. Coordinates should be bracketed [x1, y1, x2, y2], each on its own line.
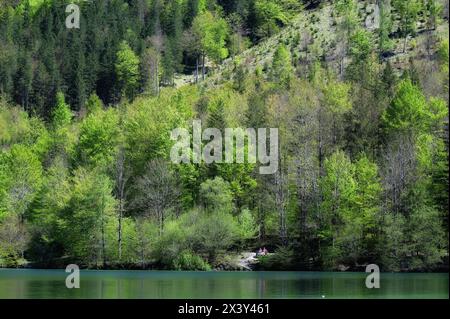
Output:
[0, 269, 447, 299]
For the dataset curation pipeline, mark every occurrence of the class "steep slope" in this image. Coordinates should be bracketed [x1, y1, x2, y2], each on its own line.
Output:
[197, 1, 448, 90]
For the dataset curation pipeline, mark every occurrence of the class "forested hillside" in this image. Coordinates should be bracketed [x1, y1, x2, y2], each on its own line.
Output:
[0, 0, 448, 272]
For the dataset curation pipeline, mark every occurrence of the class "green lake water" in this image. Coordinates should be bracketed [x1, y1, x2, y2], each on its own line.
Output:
[0, 269, 447, 299]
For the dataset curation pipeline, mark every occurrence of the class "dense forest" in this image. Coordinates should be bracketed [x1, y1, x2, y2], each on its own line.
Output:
[0, 0, 448, 272]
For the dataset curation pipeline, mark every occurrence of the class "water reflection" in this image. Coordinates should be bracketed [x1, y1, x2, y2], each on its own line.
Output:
[0, 269, 447, 299]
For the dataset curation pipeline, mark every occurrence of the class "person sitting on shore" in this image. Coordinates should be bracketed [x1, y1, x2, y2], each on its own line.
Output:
[257, 248, 263, 256]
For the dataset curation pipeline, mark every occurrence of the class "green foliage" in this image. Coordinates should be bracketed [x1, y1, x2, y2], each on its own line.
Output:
[349, 29, 374, 62]
[380, 204, 446, 271]
[351, 156, 382, 257]
[77, 108, 120, 168]
[115, 41, 140, 100]
[0, 0, 447, 272]
[382, 79, 429, 134]
[62, 168, 116, 266]
[392, 0, 423, 37]
[133, 217, 159, 267]
[0, 100, 47, 148]
[407, 205, 446, 270]
[0, 214, 29, 267]
[319, 151, 382, 268]
[173, 250, 211, 270]
[379, 0, 395, 54]
[0, 144, 43, 219]
[52, 92, 72, 129]
[335, 0, 359, 35]
[258, 246, 296, 270]
[319, 150, 357, 267]
[235, 209, 258, 240]
[85, 93, 103, 115]
[254, 0, 299, 38]
[425, 0, 443, 30]
[192, 11, 230, 63]
[124, 87, 195, 174]
[216, 161, 257, 209]
[193, 211, 238, 262]
[151, 209, 240, 267]
[378, 213, 407, 271]
[323, 79, 352, 114]
[199, 177, 234, 214]
[270, 44, 293, 88]
[105, 216, 139, 264]
[437, 39, 449, 74]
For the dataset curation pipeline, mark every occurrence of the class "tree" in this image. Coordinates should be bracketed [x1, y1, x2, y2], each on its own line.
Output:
[0, 144, 43, 223]
[408, 205, 446, 270]
[254, 0, 289, 38]
[351, 155, 382, 260]
[323, 78, 352, 147]
[115, 41, 140, 100]
[77, 108, 120, 168]
[378, 212, 407, 271]
[381, 134, 418, 215]
[184, 0, 206, 27]
[382, 79, 429, 134]
[85, 93, 103, 115]
[392, 0, 423, 52]
[114, 147, 129, 261]
[134, 159, 180, 236]
[13, 51, 32, 111]
[141, 47, 161, 96]
[319, 150, 357, 268]
[235, 208, 258, 241]
[287, 80, 321, 256]
[227, 13, 250, 57]
[52, 92, 72, 129]
[63, 168, 116, 267]
[193, 211, 238, 262]
[28, 156, 70, 266]
[378, 0, 395, 55]
[199, 177, 234, 214]
[270, 44, 293, 88]
[425, 0, 442, 32]
[133, 216, 158, 268]
[191, 11, 230, 79]
[216, 160, 257, 210]
[0, 214, 30, 267]
[334, 0, 359, 76]
[335, 0, 359, 35]
[349, 29, 374, 64]
[164, 0, 184, 76]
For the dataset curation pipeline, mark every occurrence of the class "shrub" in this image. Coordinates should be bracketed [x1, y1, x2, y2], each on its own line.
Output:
[173, 251, 211, 271]
[258, 246, 296, 270]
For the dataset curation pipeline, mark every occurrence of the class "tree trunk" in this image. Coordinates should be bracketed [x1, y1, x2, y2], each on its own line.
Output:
[155, 62, 159, 96]
[158, 208, 164, 237]
[318, 120, 324, 176]
[195, 56, 199, 83]
[118, 198, 123, 261]
[202, 54, 206, 81]
[276, 164, 287, 246]
[116, 148, 127, 261]
[101, 195, 106, 267]
[258, 204, 266, 242]
[403, 35, 408, 53]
